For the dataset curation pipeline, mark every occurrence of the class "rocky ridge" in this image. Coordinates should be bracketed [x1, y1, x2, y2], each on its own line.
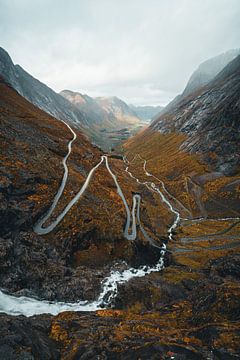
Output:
[158, 48, 240, 119]
[182, 48, 240, 97]
[129, 104, 164, 121]
[151, 54, 240, 175]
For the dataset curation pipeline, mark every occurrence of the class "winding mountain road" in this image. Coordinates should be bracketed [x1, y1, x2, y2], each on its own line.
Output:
[124, 155, 180, 242]
[34, 120, 142, 241]
[125, 154, 240, 258]
[1, 120, 237, 317]
[126, 154, 192, 218]
[0, 120, 177, 316]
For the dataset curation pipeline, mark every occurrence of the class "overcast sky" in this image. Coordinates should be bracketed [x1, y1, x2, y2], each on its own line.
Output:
[1, 0, 239, 105]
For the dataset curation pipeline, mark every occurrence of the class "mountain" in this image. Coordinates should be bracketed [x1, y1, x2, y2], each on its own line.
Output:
[60, 90, 114, 128]
[1, 69, 240, 358]
[160, 48, 240, 117]
[0, 75, 160, 303]
[151, 54, 240, 176]
[0, 48, 89, 129]
[182, 48, 240, 96]
[1, 72, 165, 292]
[60, 90, 140, 129]
[95, 96, 140, 125]
[125, 54, 240, 219]
[129, 104, 163, 121]
[120, 55, 240, 358]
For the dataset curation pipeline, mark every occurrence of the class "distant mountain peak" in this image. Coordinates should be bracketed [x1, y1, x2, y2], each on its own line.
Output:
[129, 104, 164, 121]
[62, 91, 140, 129]
[60, 89, 88, 105]
[0, 47, 12, 63]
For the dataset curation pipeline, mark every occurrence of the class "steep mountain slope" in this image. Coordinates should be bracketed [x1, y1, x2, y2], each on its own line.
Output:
[129, 104, 163, 121]
[0, 47, 120, 149]
[182, 48, 240, 96]
[159, 48, 240, 117]
[125, 55, 240, 219]
[0, 48, 88, 127]
[152, 54, 240, 175]
[0, 78, 160, 303]
[114, 54, 240, 359]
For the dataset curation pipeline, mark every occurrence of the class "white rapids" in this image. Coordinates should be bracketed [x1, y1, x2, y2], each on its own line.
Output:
[0, 121, 180, 317]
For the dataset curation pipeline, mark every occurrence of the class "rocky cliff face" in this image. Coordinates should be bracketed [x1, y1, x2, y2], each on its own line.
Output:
[159, 49, 240, 118]
[124, 55, 240, 222]
[182, 48, 240, 97]
[0, 48, 89, 128]
[151, 55, 240, 175]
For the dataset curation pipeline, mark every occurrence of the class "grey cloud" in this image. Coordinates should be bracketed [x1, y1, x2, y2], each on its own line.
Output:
[0, 0, 239, 105]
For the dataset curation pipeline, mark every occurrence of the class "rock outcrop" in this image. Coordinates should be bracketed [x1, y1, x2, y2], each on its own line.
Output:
[182, 48, 240, 97]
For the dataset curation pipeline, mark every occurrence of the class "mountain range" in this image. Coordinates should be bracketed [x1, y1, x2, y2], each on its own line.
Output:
[0, 47, 142, 150]
[129, 104, 163, 121]
[61, 90, 140, 129]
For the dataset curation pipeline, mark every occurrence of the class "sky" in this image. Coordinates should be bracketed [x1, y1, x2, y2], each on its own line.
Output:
[0, 0, 240, 106]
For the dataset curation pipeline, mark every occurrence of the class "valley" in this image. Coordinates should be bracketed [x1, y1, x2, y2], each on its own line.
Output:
[0, 44, 240, 359]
